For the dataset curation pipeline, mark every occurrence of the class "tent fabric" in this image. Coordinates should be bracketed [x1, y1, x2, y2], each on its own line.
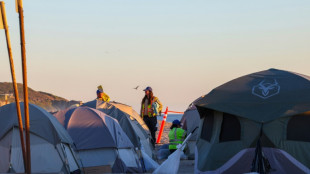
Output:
[54, 107, 133, 150]
[195, 68, 310, 123]
[195, 108, 310, 172]
[118, 149, 142, 167]
[0, 103, 73, 145]
[83, 100, 155, 159]
[194, 69, 310, 173]
[0, 103, 80, 174]
[97, 102, 141, 148]
[112, 156, 128, 173]
[140, 137, 154, 160]
[100, 101, 155, 159]
[153, 148, 182, 174]
[180, 107, 200, 159]
[62, 144, 80, 172]
[141, 150, 159, 171]
[54, 106, 142, 172]
[181, 108, 200, 141]
[83, 100, 143, 147]
[78, 148, 117, 167]
[78, 148, 142, 173]
[11, 129, 63, 173]
[110, 102, 150, 132]
[83, 100, 149, 135]
[0, 130, 12, 172]
[195, 147, 310, 174]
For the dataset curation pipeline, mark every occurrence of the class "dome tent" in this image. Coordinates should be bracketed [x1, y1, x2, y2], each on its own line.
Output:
[54, 106, 143, 173]
[82, 100, 155, 160]
[194, 69, 310, 174]
[108, 101, 150, 133]
[0, 102, 80, 173]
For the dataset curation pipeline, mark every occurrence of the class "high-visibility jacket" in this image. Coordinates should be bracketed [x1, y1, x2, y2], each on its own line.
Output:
[97, 92, 110, 102]
[140, 96, 162, 117]
[168, 127, 186, 150]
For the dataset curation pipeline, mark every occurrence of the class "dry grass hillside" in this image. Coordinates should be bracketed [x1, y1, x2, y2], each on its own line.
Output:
[0, 82, 80, 112]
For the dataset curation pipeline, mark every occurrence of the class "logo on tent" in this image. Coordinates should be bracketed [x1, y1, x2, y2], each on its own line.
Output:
[252, 79, 280, 99]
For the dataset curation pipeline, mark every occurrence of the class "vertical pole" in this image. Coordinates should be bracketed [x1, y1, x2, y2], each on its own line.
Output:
[17, 1, 31, 173]
[156, 107, 168, 144]
[0, 2, 27, 172]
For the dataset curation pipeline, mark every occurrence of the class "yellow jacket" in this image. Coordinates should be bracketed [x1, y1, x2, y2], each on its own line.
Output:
[97, 92, 110, 102]
[140, 96, 163, 117]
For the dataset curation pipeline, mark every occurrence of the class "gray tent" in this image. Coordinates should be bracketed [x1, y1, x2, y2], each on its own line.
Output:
[110, 101, 150, 132]
[54, 106, 143, 173]
[194, 69, 310, 174]
[83, 100, 155, 159]
[0, 103, 80, 173]
[180, 103, 200, 160]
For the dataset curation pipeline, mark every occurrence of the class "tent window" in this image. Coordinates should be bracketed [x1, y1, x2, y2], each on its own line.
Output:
[287, 114, 310, 142]
[219, 113, 241, 142]
[200, 110, 214, 142]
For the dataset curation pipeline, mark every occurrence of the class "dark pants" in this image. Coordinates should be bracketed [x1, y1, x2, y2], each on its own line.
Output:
[143, 116, 157, 145]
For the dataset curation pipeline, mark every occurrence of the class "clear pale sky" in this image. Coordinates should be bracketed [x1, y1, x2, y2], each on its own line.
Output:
[0, 0, 309, 112]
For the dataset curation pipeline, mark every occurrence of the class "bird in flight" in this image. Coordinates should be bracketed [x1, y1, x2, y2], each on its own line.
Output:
[133, 86, 139, 90]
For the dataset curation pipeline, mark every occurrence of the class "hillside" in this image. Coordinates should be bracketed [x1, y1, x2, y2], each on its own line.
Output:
[0, 82, 80, 112]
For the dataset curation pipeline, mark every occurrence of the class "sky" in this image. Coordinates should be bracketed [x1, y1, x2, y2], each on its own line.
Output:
[0, 0, 309, 112]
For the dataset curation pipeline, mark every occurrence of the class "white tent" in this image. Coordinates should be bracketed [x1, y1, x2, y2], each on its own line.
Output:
[0, 103, 80, 173]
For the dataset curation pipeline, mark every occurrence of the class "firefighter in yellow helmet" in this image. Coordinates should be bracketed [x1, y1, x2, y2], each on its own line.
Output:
[96, 85, 110, 102]
[169, 119, 186, 154]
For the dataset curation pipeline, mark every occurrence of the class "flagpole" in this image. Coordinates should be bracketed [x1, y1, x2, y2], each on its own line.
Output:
[0, 2, 27, 172]
[17, 1, 31, 173]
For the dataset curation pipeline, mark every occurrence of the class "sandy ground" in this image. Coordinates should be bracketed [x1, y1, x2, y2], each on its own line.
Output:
[155, 120, 195, 174]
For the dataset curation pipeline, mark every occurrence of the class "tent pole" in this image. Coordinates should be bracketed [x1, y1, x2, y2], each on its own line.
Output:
[61, 144, 71, 173]
[0, 2, 27, 172]
[17, 2, 31, 174]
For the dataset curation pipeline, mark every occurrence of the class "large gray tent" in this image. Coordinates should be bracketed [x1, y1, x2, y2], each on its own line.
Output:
[0, 103, 80, 173]
[54, 106, 143, 173]
[194, 69, 310, 174]
[83, 100, 155, 159]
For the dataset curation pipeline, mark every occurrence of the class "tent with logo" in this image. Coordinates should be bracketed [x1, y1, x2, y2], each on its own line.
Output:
[194, 69, 310, 174]
[54, 106, 143, 173]
[180, 102, 200, 160]
[82, 100, 155, 159]
[0, 103, 80, 173]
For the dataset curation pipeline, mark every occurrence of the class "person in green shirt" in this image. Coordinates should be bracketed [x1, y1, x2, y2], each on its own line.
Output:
[97, 85, 110, 102]
[168, 119, 186, 154]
